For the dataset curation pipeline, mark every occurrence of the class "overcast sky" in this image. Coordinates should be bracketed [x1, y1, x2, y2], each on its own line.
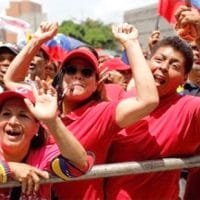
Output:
[0, 0, 158, 24]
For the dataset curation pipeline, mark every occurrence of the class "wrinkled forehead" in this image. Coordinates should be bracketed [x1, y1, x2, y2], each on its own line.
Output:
[150, 46, 186, 67]
[152, 45, 183, 57]
[0, 98, 38, 122]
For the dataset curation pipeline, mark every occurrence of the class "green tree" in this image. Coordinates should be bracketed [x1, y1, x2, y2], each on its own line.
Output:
[58, 19, 119, 50]
[58, 20, 85, 41]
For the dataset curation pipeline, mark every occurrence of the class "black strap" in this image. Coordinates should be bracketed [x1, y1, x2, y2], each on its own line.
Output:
[10, 186, 21, 200]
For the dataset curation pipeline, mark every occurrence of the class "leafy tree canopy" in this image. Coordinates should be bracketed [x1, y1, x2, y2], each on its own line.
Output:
[58, 18, 120, 51]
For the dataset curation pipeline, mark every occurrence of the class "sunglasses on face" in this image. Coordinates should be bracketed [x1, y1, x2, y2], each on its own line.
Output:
[63, 65, 95, 78]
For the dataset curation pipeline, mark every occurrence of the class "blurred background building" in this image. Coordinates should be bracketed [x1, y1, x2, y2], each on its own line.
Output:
[1, 1, 174, 49]
[123, 3, 175, 49]
[1, 0, 46, 42]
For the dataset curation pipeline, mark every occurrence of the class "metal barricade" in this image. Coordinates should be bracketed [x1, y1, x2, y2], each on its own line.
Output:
[1, 155, 200, 188]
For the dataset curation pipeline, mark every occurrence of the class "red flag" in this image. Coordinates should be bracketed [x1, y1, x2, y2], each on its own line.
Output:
[157, 0, 185, 23]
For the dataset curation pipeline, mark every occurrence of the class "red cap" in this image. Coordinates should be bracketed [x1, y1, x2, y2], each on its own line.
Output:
[0, 87, 35, 106]
[99, 57, 131, 73]
[40, 44, 50, 60]
[61, 49, 99, 72]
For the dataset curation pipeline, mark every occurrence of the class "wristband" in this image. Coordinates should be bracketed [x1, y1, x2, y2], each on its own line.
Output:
[0, 160, 12, 183]
[50, 151, 95, 181]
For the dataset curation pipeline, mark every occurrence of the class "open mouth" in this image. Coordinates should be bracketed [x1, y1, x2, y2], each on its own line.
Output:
[6, 130, 21, 136]
[29, 64, 36, 70]
[194, 60, 200, 65]
[154, 74, 166, 85]
[72, 83, 84, 87]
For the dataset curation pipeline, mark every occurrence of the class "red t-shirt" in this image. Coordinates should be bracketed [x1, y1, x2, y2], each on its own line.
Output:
[104, 83, 126, 100]
[0, 144, 59, 200]
[53, 100, 121, 200]
[106, 93, 200, 200]
[0, 142, 95, 199]
[27, 144, 63, 199]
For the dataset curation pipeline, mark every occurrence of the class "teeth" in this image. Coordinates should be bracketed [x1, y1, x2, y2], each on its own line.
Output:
[29, 64, 36, 69]
[6, 130, 20, 136]
[154, 74, 165, 84]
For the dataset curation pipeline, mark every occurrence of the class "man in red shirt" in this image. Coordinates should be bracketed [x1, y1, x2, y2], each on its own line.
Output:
[105, 36, 200, 200]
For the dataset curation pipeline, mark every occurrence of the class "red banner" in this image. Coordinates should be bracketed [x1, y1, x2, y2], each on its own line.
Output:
[157, 0, 185, 23]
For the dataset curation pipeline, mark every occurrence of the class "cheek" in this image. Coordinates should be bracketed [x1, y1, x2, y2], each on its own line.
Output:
[168, 71, 184, 86]
[61, 74, 69, 84]
[62, 76, 70, 89]
[168, 68, 184, 78]
[89, 78, 98, 92]
[63, 74, 70, 82]
[25, 123, 39, 138]
[149, 61, 156, 71]
[0, 122, 5, 136]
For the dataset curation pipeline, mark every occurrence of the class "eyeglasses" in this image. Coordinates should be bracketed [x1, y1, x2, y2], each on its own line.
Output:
[63, 65, 95, 78]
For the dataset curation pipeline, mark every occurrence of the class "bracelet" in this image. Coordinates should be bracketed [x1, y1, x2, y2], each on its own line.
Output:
[0, 164, 6, 183]
[0, 160, 12, 183]
[50, 151, 95, 180]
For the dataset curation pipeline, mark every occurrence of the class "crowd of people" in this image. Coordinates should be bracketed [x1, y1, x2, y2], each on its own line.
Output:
[0, 4, 199, 200]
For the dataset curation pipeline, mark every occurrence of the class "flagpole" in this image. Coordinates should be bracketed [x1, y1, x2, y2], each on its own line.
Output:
[155, 16, 160, 30]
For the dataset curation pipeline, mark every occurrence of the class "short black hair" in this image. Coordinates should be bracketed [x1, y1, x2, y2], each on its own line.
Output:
[150, 36, 193, 74]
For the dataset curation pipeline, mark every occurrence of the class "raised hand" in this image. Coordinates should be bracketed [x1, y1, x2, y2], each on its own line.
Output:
[175, 5, 200, 41]
[148, 30, 161, 51]
[112, 23, 139, 47]
[175, 5, 190, 22]
[33, 21, 58, 43]
[8, 162, 49, 195]
[24, 77, 58, 123]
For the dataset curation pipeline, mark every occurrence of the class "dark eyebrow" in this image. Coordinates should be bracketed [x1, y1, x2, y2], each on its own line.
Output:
[170, 58, 181, 63]
[155, 52, 183, 63]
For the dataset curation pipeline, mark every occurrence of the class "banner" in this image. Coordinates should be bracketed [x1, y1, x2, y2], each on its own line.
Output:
[157, 0, 200, 24]
[0, 15, 30, 33]
[45, 33, 85, 62]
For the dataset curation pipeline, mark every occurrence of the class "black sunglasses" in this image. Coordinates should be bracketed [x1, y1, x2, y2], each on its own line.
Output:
[63, 65, 95, 78]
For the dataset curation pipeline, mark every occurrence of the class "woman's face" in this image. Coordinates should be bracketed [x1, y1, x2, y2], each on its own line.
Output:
[45, 62, 57, 79]
[62, 58, 98, 102]
[0, 98, 39, 157]
[149, 46, 186, 98]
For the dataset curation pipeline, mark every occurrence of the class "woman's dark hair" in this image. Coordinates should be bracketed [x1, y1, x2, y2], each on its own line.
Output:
[30, 125, 47, 149]
[52, 67, 101, 112]
[150, 36, 194, 74]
